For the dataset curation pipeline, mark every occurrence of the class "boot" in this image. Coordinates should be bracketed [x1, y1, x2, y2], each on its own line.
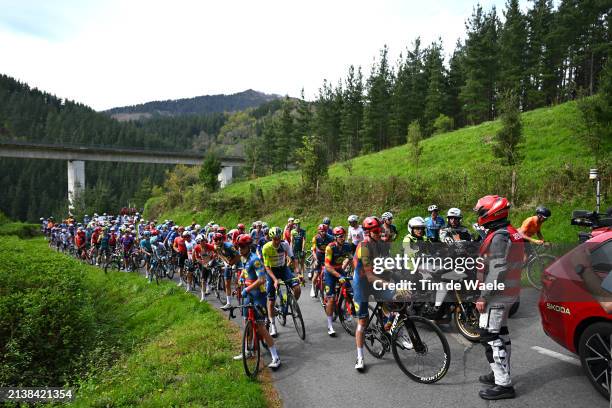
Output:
[479, 385, 515, 400]
[478, 371, 495, 386]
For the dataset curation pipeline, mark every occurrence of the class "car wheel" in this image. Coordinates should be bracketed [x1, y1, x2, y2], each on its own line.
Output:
[578, 322, 612, 399]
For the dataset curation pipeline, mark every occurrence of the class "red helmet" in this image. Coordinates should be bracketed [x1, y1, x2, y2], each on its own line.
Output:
[362, 216, 381, 231]
[317, 224, 327, 232]
[217, 226, 227, 235]
[332, 226, 346, 236]
[237, 223, 246, 231]
[213, 232, 225, 242]
[473, 195, 510, 226]
[237, 234, 253, 247]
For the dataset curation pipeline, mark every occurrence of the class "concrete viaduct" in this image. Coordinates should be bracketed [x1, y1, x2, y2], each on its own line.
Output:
[0, 140, 245, 207]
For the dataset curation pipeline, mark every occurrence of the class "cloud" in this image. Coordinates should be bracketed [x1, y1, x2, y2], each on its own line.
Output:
[0, 0, 528, 111]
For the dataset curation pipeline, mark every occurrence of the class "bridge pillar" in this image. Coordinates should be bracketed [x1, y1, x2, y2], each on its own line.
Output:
[218, 166, 233, 188]
[67, 160, 85, 209]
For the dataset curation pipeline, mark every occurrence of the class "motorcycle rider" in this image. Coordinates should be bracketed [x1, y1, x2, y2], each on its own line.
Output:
[473, 195, 524, 400]
[402, 216, 430, 258]
[440, 208, 472, 243]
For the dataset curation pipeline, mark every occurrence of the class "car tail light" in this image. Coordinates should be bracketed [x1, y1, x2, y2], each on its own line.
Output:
[542, 268, 556, 289]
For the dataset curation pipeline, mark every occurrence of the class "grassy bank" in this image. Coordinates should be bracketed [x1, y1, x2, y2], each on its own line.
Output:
[0, 236, 270, 407]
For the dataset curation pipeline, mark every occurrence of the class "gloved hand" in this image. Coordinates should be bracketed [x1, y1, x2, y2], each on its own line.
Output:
[241, 288, 249, 299]
[338, 276, 346, 284]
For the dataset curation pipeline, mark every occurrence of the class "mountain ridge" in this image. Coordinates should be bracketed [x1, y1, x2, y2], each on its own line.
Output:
[105, 89, 281, 121]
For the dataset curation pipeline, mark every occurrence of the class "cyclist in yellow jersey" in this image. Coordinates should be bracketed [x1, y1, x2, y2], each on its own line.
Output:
[261, 227, 301, 337]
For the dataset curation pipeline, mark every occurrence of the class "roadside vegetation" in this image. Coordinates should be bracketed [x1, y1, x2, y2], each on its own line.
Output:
[0, 236, 268, 407]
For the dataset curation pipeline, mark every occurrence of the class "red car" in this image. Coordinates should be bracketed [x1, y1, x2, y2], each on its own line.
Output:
[539, 219, 612, 399]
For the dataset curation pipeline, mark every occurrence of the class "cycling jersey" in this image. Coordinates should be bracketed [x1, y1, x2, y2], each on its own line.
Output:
[311, 233, 333, 259]
[348, 225, 365, 246]
[174, 237, 187, 254]
[425, 216, 446, 241]
[290, 228, 306, 252]
[216, 241, 239, 262]
[352, 237, 390, 304]
[324, 241, 353, 272]
[241, 251, 267, 297]
[185, 239, 194, 260]
[261, 240, 293, 268]
[140, 238, 152, 253]
[519, 215, 542, 237]
[121, 234, 135, 250]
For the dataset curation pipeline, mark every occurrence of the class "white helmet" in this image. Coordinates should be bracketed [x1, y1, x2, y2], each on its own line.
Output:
[427, 204, 439, 212]
[348, 214, 359, 223]
[195, 234, 203, 243]
[288, 217, 294, 223]
[195, 224, 201, 230]
[382, 212, 393, 220]
[447, 208, 462, 218]
[408, 217, 426, 234]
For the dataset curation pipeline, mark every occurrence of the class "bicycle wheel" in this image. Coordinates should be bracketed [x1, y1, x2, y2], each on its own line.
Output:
[288, 292, 306, 340]
[391, 316, 451, 384]
[338, 292, 357, 336]
[277, 289, 287, 327]
[364, 306, 388, 359]
[453, 302, 481, 342]
[216, 276, 227, 304]
[242, 320, 261, 378]
[527, 254, 556, 290]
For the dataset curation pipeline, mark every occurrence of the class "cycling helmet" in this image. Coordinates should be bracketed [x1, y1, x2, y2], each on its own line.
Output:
[427, 205, 439, 212]
[382, 211, 393, 220]
[293, 218, 301, 224]
[195, 234, 203, 243]
[473, 195, 510, 226]
[262, 227, 270, 235]
[446, 208, 462, 219]
[288, 217, 294, 223]
[363, 216, 381, 231]
[255, 220, 263, 227]
[333, 226, 346, 236]
[144, 231, 151, 237]
[228, 228, 239, 240]
[268, 227, 282, 239]
[217, 226, 227, 235]
[194, 224, 201, 230]
[237, 234, 253, 247]
[213, 232, 224, 242]
[348, 214, 359, 223]
[408, 217, 426, 234]
[84, 214, 89, 218]
[536, 206, 551, 219]
[237, 223, 246, 231]
[322, 217, 331, 226]
[262, 222, 269, 229]
[61, 228, 67, 233]
[317, 224, 327, 232]
[182, 231, 190, 237]
[40, 217, 44, 221]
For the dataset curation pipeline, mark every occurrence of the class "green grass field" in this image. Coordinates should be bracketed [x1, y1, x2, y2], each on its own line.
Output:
[150, 100, 610, 244]
[0, 236, 271, 408]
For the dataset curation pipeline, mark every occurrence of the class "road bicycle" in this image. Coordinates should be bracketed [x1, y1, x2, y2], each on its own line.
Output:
[271, 277, 306, 340]
[364, 301, 450, 383]
[331, 276, 357, 336]
[522, 243, 556, 290]
[103, 247, 123, 274]
[209, 261, 226, 304]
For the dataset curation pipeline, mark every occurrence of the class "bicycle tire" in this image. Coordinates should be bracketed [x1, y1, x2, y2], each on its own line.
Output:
[166, 262, 175, 279]
[391, 316, 451, 384]
[242, 320, 261, 378]
[288, 292, 306, 340]
[364, 305, 388, 359]
[527, 253, 556, 290]
[338, 292, 357, 336]
[278, 290, 288, 327]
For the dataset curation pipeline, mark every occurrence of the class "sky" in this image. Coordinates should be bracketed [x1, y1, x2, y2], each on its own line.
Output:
[0, 0, 529, 111]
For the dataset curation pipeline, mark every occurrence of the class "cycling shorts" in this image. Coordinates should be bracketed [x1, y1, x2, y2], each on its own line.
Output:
[353, 301, 369, 319]
[324, 269, 346, 298]
[266, 266, 298, 300]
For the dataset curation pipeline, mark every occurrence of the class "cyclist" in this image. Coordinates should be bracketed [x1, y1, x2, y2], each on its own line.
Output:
[473, 195, 524, 400]
[284, 217, 295, 243]
[324, 226, 353, 336]
[381, 212, 398, 242]
[194, 234, 215, 301]
[290, 219, 306, 278]
[140, 231, 153, 280]
[519, 206, 551, 246]
[256, 226, 270, 260]
[352, 216, 391, 371]
[310, 224, 333, 296]
[347, 214, 364, 253]
[402, 217, 430, 258]
[250, 221, 265, 242]
[425, 204, 446, 242]
[120, 228, 136, 271]
[261, 227, 300, 337]
[213, 232, 242, 310]
[233, 234, 281, 369]
[90, 226, 102, 265]
[237, 223, 246, 236]
[75, 227, 87, 259]
[322, 217, 333, 241]
[173, 230, 189, 288]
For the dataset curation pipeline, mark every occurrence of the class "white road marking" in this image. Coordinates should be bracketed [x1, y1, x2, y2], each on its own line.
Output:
[531, 346, 581, 367]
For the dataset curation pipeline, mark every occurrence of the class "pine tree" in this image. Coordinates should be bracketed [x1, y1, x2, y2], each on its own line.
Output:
[423, 41, 447, 135]
[525, 0, 554, 108]
[363, 45, 394, 152]
[199, 152, 221, 191]
[498, 0, 528, 98]
[340, 66, 364, 158]
[447, 41, 467, 127]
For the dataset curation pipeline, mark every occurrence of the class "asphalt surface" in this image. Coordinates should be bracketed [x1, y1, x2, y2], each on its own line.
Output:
[132, 265, 608, 408]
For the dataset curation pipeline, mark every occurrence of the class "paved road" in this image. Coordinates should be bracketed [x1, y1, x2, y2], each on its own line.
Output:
[136, 265, 607, 408]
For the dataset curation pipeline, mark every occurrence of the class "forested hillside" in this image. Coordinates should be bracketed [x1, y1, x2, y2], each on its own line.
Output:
[106, 89, 279, 119]
[0, 76, 283, 221]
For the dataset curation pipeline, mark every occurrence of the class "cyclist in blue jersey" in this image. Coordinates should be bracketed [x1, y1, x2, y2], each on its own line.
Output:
[425, 204, 446, 242]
